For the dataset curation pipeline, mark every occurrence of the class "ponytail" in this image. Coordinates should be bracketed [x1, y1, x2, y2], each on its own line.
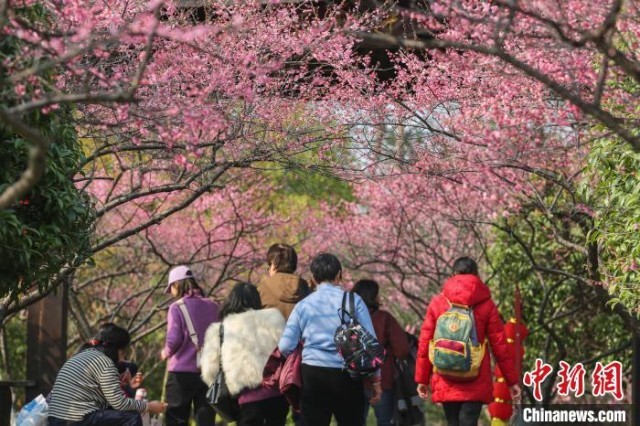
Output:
[77, 323, 131, 366]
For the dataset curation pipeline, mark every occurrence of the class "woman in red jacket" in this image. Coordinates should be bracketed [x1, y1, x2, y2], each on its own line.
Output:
[415, 257, 521, 426]
[353, 279, 410, 426]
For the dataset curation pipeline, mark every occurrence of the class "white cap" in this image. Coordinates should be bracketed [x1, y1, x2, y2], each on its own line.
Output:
[165, 265, 194, 294]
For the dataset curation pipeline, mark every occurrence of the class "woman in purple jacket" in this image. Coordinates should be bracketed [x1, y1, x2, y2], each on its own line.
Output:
[161, 265, 219, 425]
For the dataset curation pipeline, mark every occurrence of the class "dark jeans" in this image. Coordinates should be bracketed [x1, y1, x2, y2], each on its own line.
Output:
[301, 364, 365, 426]
[165, 371, 216, 426]
[48, 410, 142, 425]
[363, 389, 395, 426]
[442, 402, 483, 426]
[237, 395, 289, 426]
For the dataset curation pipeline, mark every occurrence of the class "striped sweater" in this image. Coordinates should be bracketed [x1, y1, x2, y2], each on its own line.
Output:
[48, 348, 147, 421]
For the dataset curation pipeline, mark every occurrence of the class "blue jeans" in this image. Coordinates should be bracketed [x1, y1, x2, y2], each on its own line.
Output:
[49, 410, 142, 425]
[364, 389, 395, 426]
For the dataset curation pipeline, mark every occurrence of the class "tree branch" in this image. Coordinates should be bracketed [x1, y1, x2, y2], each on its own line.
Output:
[92, 165, 230, 253]
[352, 32, 640, 151]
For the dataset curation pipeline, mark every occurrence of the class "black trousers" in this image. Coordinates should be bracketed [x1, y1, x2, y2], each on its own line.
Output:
[237, 395, 289, 426]
[165, 371, 216, 426]
[301, 364, 365, 426]
[442, 401, 483, 426]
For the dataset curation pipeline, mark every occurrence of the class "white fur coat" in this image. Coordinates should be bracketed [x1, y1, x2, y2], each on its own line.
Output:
[200, 308, 285, 395]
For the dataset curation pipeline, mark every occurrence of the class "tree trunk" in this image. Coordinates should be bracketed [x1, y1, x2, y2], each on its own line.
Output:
[25, 282, 68, 401]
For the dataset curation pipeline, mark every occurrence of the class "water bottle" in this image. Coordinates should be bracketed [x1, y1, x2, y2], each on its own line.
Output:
[136, 388, 151, 426]
[135, 387, 147, 401]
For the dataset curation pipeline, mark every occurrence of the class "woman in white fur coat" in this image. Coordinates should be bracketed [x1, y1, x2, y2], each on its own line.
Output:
[201, 282, 288, 426]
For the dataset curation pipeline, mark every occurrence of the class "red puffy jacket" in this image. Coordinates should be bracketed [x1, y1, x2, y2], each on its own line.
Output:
[415, 274, 518, 403]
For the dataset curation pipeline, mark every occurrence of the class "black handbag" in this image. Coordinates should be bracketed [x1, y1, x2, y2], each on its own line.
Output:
[206, 324, 240, 422]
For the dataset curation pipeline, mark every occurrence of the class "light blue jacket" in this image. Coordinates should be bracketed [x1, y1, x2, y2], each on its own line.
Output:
[278, 283, 377, 369]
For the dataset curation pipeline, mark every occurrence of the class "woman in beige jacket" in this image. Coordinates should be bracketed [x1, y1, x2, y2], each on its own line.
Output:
[258, 244, 309, 319]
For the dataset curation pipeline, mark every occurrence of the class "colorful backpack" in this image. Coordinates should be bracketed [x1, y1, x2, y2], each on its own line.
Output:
[428, 298, 486, 380]
[334, 292, 386, 378]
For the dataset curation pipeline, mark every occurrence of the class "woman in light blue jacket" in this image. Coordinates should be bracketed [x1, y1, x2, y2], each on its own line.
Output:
[279, 253, 381, 426]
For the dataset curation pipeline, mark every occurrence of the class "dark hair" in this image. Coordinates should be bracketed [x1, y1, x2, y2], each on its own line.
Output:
[172, 277, 204, 298]
[79, 323, 131, 366]
[310, 253, 342, 283]
[220, 282, 262, 319]
[267, 244, 298, 273]
[452, 257, 479, 276]
[352, 279, 380, 311]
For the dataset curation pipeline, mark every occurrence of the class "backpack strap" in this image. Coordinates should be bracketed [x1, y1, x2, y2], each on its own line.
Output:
[177, 299, 199, 350]
[339, 292, 356, 324]
[348, 292, 355, 317]
[469, 316, 479, 346]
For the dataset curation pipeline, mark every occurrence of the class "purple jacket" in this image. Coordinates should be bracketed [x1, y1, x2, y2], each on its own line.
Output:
[165, 295, 219, 373]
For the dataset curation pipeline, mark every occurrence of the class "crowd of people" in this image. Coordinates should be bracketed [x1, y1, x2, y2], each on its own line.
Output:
[46, 244, 522, 426]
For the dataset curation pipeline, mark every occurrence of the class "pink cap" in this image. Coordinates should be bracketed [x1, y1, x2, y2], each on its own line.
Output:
[165, 265, 194, 294]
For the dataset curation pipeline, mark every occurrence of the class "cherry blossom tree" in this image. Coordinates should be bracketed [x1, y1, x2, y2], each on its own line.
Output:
[315, 0, 640, 326]
[2, 0, 638, 404]
[0, 0, 375, 319]
[357, 0, 640, 150]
